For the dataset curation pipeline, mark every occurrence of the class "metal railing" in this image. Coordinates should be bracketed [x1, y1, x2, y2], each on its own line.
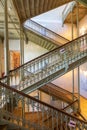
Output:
[62, 1, 76, 26]
[1, 34, 87, 93]
[0, 82, 87, 130]
[24, 19, 69, 45]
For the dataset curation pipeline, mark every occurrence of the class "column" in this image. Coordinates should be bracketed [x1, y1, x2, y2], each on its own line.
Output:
[71, 6, 75, 111]
[4, 0, 10, 84]
[20, 25, 24, 80]
[20, 25, 24, 65]
[78, 66, 80, 112]
[76, 2, 80, 112]
[76, 2, 79, 37]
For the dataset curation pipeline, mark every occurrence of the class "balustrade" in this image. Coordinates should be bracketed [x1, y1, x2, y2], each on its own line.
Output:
[1, 34, 87, 93]
[0, 82, 87, 130]
[24, 19, 69, 45]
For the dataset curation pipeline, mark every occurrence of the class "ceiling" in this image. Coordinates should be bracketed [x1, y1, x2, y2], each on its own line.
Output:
[0, 0, 87, 40]
[12, 0, 71, 24]
[0, 0, 20, 39]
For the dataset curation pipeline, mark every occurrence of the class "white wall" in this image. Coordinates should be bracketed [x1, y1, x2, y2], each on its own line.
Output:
[32, 5, 77, 40]
[52, 68, 78, 93]
[9, 40, 20, 51]
[3, 39, 48, 75]
[9, 39, 48, 63]
[24, 41, 48, 63]
[80, 62, 87, 98]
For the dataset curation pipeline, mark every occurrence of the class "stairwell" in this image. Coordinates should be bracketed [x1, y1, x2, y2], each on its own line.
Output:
[0, 34, 87, 130]
[0, 0, 87, 130]
[1, 33, 87, 94]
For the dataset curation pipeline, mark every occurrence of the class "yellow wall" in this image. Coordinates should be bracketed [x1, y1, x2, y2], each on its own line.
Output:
[0, 39, 4, 78]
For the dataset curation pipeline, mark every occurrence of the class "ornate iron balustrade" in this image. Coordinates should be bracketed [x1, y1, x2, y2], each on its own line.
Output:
[0, 34, 87, 93]
[0, 82, 87, 130]
[24, 19, 69, 45]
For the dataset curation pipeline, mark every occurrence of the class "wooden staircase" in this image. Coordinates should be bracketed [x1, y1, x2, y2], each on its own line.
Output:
[39, 83, 76, 104]
[39, 83, 78, 112]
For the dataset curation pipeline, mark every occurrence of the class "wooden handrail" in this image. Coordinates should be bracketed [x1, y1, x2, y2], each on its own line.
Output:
[62, 99, 78, 110]
[0, 81, 87, 124]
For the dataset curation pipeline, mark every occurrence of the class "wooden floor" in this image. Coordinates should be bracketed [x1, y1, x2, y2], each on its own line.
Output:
[80, 96, 87, 119]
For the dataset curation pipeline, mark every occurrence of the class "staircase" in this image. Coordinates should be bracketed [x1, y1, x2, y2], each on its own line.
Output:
[39, 83, 77, 104]
[0, 0, 87, 129]
[1, 33, 87, 93]
[0, 82, 87, 130]
[39, 83, 78, 113]
[24, 19, 69, 50]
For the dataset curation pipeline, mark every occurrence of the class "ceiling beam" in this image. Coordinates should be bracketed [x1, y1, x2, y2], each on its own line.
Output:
[0, 0, 20, 36]
[0, 20, 19, 24]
